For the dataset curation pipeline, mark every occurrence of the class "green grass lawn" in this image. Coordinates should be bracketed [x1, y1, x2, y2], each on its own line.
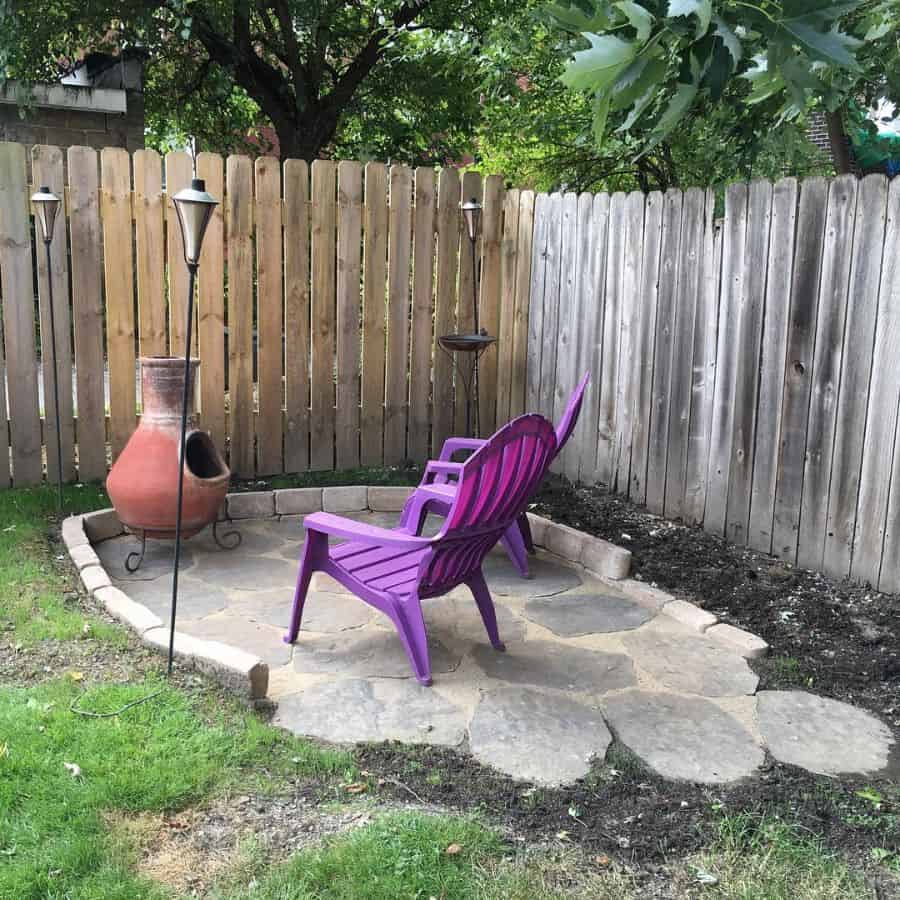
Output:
[0, 481, 892, 899]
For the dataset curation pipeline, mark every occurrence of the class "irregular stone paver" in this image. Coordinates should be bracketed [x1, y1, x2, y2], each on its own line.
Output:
[422, 595, 527, 644]
[86, 510, 800, 786]
[275, 678, 466, 746]
[180, 615, 292, 666]
[469, 687, 611, 785]
[293, 630, 461, 679]
[187, 523, 286, 555]
[122, 575, 230, 620]
[471, 640, 635, 694]
[96, 536, 195, 581]
[623, 627, 758, 697]
[604, 690, 764, 783]
[524, 592, 653, 636]
[481, 553, 583, 597]
[238, 588, 374, 633]
[757, 690, 894, 775]
[190, 553, 296, 592]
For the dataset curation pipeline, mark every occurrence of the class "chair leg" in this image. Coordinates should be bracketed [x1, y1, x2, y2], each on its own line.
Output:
[391, 596, 432, 686]
[518, 512, 535, 554]
[466, 570, 506, 652]
[284, 531, 325, 644]
[501, 521, 530, 578]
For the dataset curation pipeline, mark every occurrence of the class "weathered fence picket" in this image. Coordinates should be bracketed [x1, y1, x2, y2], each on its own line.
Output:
[0, 142, 42, 485]
[226, 154, 254, 477]
[67, 145, 106, 483]
[309, 159, 337, 471]
[282, 159, 310, 473]
[255, 156, 285, 476]
[407, 167, 435, 463]
[196, 151, 226, 452]
[101, 148, 137, 463]
[335, 160, 363, 471]
[31, 144, 75, 484]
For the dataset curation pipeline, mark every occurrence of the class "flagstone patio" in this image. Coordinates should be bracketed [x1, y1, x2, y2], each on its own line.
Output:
[91, 510, 895, 787]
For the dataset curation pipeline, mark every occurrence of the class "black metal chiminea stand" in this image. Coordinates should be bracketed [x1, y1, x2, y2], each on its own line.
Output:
[439, 197, 495, 438]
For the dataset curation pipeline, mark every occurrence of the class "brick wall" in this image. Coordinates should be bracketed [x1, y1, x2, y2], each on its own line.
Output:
[0, 90, 144, 156]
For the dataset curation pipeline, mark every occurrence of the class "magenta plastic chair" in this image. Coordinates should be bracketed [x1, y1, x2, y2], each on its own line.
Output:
[400, 372, 590, 577]
[284, 415, 557, 684]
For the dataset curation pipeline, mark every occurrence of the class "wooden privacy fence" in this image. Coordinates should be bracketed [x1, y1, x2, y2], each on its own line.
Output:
[528, 173, 900, 593]
[0, 141, 535, 487]
[6, 137, 899, 592]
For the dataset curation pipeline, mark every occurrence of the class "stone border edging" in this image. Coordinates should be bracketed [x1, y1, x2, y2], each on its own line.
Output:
[62, 485, 766, 701]
[62, 508, 269, 701]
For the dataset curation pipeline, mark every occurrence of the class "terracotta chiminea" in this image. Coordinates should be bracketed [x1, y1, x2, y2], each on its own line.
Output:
[107, 357, 230, 540]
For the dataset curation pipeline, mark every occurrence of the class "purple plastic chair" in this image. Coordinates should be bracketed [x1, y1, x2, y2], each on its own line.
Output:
[400, 372, 590, 577]
[284, 414, 557, 684]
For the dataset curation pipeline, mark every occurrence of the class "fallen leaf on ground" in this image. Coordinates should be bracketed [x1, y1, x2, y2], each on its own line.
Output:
[693, 866, 718, 885]
[343, 782, 367, 794]
[594, 855, 611, 867]
[67, 671, 84, 682]
[445, 843, 463, 856]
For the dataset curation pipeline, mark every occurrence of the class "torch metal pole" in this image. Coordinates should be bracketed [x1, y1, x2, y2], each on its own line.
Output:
[43, 239, 64, 514]
[168, 263, 197, 675]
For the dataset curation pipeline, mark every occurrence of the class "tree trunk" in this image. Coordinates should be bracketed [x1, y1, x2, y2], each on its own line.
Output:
[274, 107, 342, 161]
[826, 108, 853, 175]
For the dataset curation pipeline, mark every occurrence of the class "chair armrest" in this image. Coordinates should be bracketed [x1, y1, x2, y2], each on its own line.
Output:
[438, 437, 487, 461]
[304, 512, 431, 547]
[423, 460, 463, 485]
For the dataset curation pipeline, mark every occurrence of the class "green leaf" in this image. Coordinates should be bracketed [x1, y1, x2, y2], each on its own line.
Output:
[742, 57, 786, 104]
[639, 80, 698, 154]
[781, 18, 861, 71]
[666, 0, 712, 39]
[611, 56, 667, 110]
[546, 3, 616, 34]
[614, 1, 654, 42]
[617, 82, 657, 131]
[561, 33, 638, 92]
[712, 15, 741, 66]
[782, 0, 863, 22]
[864, 19, 891, 41]
[592, 91, 612, 143]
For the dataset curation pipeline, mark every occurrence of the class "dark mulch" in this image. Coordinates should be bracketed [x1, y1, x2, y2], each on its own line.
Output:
[530, 478, 900, 739]
[358, 741, 898, 881]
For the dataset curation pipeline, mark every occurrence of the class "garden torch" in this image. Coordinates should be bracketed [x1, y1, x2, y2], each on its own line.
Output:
[31, 186, 64, 514]
[169, 178, 218, 675]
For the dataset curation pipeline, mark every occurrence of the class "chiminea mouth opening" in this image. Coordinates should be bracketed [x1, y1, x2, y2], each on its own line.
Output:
[185, 431, 226, 479]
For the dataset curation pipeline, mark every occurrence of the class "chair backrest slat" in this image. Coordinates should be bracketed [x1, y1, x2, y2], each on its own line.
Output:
[420, 414, 556, 594]
[555, 371, 590, 452]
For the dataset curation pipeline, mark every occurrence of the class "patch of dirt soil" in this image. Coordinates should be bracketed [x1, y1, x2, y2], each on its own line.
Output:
[530, 479, 900, 736]
[107, 794, 434, 896]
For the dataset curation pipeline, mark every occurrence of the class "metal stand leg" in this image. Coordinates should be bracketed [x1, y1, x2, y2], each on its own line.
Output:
[212, 519, 242, 551]
[125, 531, 147, 573]
[437, 343, 492, 439]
